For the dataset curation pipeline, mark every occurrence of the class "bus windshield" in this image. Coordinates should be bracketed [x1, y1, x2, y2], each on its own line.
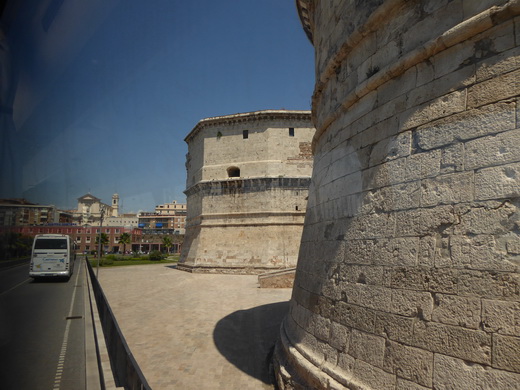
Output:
[34, 239, 68, 250]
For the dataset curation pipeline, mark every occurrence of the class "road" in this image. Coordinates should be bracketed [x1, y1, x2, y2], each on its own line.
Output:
[0, 258, 87, 390]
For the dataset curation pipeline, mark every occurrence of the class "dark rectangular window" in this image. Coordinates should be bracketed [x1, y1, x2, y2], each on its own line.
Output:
[289, 127, 295, 137]
[243, 130, 249, 139]
[34, 238, 68, 250]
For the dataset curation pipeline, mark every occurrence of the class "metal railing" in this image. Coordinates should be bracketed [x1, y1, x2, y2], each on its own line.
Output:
[86, 257, 151, 390]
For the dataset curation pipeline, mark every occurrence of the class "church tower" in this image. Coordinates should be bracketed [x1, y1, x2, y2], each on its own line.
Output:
[111, 193, 119, 217]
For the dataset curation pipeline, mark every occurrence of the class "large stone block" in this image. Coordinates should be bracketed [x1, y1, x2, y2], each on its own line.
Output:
[348, 329, 386, 368]
[467, 68, 520, 108]
[374, 311, 415, 344]
[391, 289, 434, 320]
[492, 334, 520, 372]
[412, 321, 492, 365]
[383, 340, 434, 387]
[431, 293, 481, 329]
[464, 128, 520, 170]
[414, 101, 516, 150]
[481, 298, 520, 336]
[475, 162, 520, 200]
[433, 353, 520, 390]
[420, 171, 474, 206]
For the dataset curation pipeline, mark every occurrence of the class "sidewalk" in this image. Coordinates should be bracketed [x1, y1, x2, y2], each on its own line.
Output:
[97, 264, 292, 390]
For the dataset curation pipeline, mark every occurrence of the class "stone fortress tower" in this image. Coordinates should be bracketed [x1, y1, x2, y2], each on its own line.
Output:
[178, 110, 315, 273]
[275, 1, 520, 389]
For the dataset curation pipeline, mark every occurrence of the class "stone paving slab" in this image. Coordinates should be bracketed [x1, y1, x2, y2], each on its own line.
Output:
[97, 264, 292, 390]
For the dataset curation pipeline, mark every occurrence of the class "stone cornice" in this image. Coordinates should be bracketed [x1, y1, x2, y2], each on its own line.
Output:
[296, 0, 313, 43]
[187, 211, 306, 228]
[184, 110, 312, 143]
[184, 176, 312, 197]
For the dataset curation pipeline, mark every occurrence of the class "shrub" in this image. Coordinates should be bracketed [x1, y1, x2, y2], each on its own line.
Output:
[148, 250, 164, 261]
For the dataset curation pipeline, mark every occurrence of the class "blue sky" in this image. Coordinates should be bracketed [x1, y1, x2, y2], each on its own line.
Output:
[1, 0, 314, 213]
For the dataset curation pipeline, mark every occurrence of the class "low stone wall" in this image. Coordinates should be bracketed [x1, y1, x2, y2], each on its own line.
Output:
[258, 268, 296, 288]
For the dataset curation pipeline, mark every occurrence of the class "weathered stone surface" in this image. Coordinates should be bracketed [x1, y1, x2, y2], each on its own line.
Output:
[433, 354, 520, 390]
[464, 128, 520, 170]
[374, 311, 415, 344]
[420, 171, 474, 206]
[352, 358, 397, 390]
[475, 162, 520, 200]
[414, 101, 516, 150]
[391, 289, 434, 320]
[258, 268, 295, 288]
[492, 334, 520, 372]
[348, 329, 385, 368]
[412, 321, 491, 365]
[481, 299, 520, 336]
[180, 111, 314, 273]
[276, 1, 520, 389]
[396, 378, 430, 390]
[331, 301, 375, 334]
[431, 293, 481, 329]
[467, 68, 520, 108]
[383, 341, 433, 387]
[328, 321, 350, 352]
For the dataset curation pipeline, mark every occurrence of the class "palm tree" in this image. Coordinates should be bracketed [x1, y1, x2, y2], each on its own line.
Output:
[95, 232, 109, 257]
[118, 232, 131, 254]
[161, 235, 173, 254]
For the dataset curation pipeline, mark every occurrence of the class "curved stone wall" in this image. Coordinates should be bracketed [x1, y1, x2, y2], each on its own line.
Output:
[179, 110, 315, 273]
[276, 1, 520, 388]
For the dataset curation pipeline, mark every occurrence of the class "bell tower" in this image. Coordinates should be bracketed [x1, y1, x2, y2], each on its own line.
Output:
[111, 193, 119, 217]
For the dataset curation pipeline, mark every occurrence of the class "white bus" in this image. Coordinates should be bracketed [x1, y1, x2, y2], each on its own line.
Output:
[29, 234, 77, 279]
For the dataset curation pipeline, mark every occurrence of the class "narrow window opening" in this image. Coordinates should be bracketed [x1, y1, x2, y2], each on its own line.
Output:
[289, 127, 295, 137]
[243, 130, 248, 139]
[227, 166, 240, 177]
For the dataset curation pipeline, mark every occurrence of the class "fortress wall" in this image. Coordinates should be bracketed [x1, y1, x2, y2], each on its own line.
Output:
[276, 1, 520, 388]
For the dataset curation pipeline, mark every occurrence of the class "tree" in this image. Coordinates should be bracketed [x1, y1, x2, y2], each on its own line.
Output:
[118, 232, 131, 254]
[95, 232, 109, 257]
[0, 232, 32, 260]
[161, 235, 173, 254]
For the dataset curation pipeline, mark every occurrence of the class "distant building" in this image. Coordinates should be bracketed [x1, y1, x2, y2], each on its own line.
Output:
[12, 225, 142, 254]
[105, 213, 139, 228]
[72, 193, 118, 226]
[179, 110, 314, 274]
[138, 200, 187, 235]
[0, 198, 71, 227]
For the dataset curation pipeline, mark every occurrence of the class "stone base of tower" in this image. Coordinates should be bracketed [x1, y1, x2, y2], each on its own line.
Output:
[274, 318, 362, 390]
[178, 204, 308, 275]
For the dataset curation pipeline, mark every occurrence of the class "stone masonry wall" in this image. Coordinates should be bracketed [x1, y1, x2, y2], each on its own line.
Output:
[180, 111, 315, 273]
[184, 111, 314, 189]
[276, 1, 520, 389]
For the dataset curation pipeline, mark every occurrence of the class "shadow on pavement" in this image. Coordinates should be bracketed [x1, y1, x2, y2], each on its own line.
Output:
[213, 301, 289, 385]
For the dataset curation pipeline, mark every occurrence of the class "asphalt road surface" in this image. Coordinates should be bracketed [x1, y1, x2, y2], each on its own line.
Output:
[0, 258, 86, 390]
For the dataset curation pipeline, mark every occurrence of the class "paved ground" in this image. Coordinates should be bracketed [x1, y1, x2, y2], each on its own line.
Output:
[97, 264, 292, 390]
